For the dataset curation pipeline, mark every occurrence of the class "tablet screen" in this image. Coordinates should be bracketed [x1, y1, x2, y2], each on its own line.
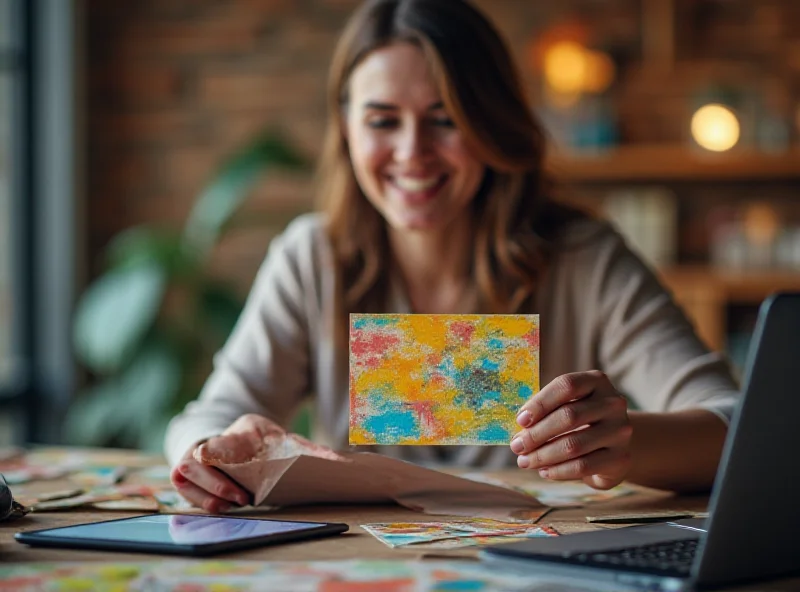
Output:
[29, 515, 330, 546]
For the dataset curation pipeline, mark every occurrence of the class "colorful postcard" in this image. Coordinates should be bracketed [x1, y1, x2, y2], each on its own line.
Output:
[349, 314, 539, 445]
[360, 518, 557, 548]
[412, 532, 557, 550]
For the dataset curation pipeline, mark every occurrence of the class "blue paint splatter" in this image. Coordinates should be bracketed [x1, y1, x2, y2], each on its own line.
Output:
[434, 580, 487, 590]
[518, 384, 533, 398]
[487, 338, 504, 349]
[477, 422, 510, 442]
[437, 357, 457, 380]
[352, 315, 398, 330]
[363, 401, 420, 443]
[482, 391, 502, 404]
[481, 358, 499, 371]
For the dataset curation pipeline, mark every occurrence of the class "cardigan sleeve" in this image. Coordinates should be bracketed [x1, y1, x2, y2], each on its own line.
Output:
[592, 233, 739, 424]
[163, 217, 315, 466]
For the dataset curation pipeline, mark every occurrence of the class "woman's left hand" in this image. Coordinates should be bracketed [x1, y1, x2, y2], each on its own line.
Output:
[510, 370, 633, 490]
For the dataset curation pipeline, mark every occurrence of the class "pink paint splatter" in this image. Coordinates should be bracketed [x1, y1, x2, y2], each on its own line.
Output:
[449, 321, 475, 344]
[350, 331, 400, 357]
[523, 329, 539, 350]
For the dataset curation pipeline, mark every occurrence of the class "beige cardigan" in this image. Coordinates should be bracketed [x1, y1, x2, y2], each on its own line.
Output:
[164, 213, 739, 468]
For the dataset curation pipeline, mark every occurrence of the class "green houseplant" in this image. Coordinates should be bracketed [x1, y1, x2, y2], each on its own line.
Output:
[65, 131, 309, 450]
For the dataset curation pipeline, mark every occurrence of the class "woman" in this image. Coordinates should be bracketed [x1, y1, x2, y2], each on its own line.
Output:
[165, 0, 738, 514]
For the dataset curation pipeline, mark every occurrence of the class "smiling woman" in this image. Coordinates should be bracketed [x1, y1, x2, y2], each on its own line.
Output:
[164, 0, 738, 516]
[343, 45, 484, 233]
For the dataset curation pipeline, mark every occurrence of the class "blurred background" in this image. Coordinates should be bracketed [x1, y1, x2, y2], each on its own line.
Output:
[1, 0, 799, 449]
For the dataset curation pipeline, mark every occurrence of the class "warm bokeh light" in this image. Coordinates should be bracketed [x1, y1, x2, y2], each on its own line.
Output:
[690, 103, 741, 152]
[543, 41, 616, 104]
[543, 41, 586, 95]
[743, 202, 780, 246]
[583, 50, 616, 94]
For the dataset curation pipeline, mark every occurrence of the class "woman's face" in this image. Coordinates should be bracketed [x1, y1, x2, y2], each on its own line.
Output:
[345, 42, 485, 232]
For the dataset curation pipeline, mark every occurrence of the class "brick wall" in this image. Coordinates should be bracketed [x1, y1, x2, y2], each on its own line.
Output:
[85, 0, 800, 289]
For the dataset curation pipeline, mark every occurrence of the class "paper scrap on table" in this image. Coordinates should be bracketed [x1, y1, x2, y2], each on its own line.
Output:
[361, 518, 558, 548]
[412, 533, 556, 550]
[2, 466, 70, 485]
[0, 447, 156, 485]
[92, 498, 160, 512]
[30, 484, 158, 511]
[462, 472, 634, 507]
[22, 447, 162, 469]
[349, 314, 539, 445]
[70, 466, 127, 487]
[0, 560, 610, 592]
[0, 447, 24, 463]
[586, 511, 706, 524]
[195, 430, 548, 522]
[134, 465, 173, 485]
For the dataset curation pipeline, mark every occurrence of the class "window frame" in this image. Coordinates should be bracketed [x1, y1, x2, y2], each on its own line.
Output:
[0, 0, 80, 444]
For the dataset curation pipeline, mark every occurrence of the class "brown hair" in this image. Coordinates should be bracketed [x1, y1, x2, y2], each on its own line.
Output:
[316, 0, 582, 341]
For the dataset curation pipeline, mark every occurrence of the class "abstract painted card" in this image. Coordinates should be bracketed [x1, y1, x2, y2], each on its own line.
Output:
[360, 518, 557, 548]
[349, 314, 539, 445]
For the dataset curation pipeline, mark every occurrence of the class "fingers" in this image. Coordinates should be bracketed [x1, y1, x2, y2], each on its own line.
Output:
[171, 458, 251, 510]
[515, 420, 633, 470]
[539, 447, 630, 485]
[171, 478, 232, 514]
[516, 371, 609, 428]
[511, 393, 628, 454]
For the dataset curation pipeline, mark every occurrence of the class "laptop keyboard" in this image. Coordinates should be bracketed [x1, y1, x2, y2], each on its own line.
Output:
[570, 538, 698, 575]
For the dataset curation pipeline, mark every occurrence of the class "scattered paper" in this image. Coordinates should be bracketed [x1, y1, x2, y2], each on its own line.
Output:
[135, 465, 173, 485]
[0, 446, 24, 463]
[2, 466, 70, 485]
[349, 314, 539, 445]
[586, 511, 707, 524]
[30, 485, 158, 512]
[361, 518, 558, 548]
[92, 497, 160, 512]
[462, 472, 634, 507]
[412, 533, 556, 550]
[0, 560, 614, 592]
[70, 466, 127, 487]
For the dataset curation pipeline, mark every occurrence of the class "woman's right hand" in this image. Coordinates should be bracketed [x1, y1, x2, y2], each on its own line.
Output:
[169, 414, 286, 513]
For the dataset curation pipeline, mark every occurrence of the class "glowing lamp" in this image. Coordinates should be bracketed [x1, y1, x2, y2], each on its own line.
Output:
[690, 103, 741, 152]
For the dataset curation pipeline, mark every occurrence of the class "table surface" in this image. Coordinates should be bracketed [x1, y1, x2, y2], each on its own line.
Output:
[1, 448, 797, 591]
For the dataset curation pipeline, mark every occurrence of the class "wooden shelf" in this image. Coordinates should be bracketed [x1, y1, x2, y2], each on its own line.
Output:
[546, 145, 800, 183]
[660, 266, 800, 302]
[658, 265, 800, 350]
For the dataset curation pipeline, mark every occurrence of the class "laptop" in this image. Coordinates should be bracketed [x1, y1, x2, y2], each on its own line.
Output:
[480, 292, 800, 591]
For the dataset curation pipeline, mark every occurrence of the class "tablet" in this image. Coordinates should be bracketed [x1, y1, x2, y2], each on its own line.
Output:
[15, 514, 349, 556]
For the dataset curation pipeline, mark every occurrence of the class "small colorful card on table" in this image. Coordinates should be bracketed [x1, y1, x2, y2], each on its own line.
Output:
[349, 314, 539, 445]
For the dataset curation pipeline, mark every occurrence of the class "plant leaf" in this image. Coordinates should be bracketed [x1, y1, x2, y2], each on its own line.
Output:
[137, 415, 174, 453]
[73, 262, 168, 374]
[64, 338, 183, 448]
[182, 131, 307, 257]
[105, 226, 202, 280]
[63, 382, 129, 446]
[119, 341, 183, 447]
[197, 281, 244, 343]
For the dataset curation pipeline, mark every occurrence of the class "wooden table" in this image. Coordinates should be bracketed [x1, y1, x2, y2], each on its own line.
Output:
[1, 449, 798, 590]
